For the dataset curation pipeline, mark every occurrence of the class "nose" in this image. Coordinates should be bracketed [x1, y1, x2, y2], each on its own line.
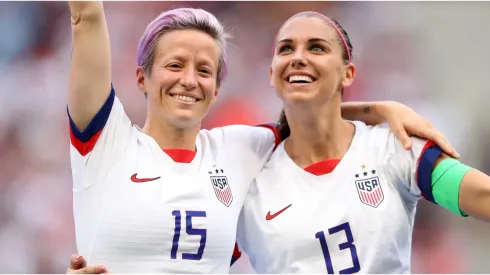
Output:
[180, 68, 198, 90]
[290, 50, 307, 68]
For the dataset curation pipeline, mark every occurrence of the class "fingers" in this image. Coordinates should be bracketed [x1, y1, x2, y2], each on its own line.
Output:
[67, 254, 107, 274]
[392, 127, 412, 150]
[415, 127, 460, 159]
[81, 265, 107, 274]
[431, 130, 460, 159]
[67, 265, 107, 274]
[392, 122, 460, 159]
[384, 107, 460, 158]
[70, 254, 85, 270]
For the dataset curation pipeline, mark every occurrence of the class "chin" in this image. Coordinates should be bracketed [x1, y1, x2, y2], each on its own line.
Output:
[169, 109, 202, 126]
[172, 110, 198, 122]
[283, 91, 318, 104]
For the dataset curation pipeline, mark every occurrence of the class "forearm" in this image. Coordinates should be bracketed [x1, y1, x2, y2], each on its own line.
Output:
[68, 1, 112, 130]
[340, 102, 386, 125]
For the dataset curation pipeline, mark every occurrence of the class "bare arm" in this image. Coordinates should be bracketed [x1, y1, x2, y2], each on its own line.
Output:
[429, 154, 490, 221]
[458, 164, 490, 221]
[340, 101, 384, 125]
[68, 1, 111, 131]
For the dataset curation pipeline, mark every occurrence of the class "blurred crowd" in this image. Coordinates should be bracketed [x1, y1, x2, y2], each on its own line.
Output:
[1, 1, 490, 273]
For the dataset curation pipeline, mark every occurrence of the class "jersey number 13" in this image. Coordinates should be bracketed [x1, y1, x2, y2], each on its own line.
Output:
[315, 222, 361, 274]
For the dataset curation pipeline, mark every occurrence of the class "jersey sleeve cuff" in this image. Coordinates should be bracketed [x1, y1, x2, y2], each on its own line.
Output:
[256, 123, 281, 150]
[230, 242, 242, 266]
[416, 140, 442, 203]
[68, 86, 116, 156]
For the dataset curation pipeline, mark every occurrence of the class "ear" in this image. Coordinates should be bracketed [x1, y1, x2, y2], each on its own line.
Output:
[341, 62, 356, 88]
[136, 66, 148, 94]
[210, 87, 220, 104]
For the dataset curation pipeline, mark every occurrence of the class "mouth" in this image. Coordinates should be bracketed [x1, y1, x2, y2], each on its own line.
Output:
[170, 94, 201, 104]
[286, 74, 317, 85]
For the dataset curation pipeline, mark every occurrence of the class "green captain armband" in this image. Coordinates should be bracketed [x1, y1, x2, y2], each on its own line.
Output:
[431, 158, 472, 216]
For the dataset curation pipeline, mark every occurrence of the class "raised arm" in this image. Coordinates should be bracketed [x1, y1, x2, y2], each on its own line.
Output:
[68, 1, 111, 130]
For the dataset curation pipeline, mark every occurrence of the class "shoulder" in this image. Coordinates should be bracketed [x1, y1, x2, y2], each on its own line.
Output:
[353, 121, 391, 145]
[352, 121, 428, 155]
[353, 121, 434, 184]
[201, 124, 276, 147]
[220, 124, 276, 137]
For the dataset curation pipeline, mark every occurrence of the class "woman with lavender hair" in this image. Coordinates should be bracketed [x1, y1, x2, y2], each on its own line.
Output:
[66, 1, 456, 273]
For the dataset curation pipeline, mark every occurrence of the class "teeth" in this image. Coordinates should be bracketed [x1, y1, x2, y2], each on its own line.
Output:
[289, 75, 313, 83]
[172, 95, 197, 103]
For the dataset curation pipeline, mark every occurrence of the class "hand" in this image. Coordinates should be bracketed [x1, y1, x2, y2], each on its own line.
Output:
[377, 101, 460, 158]
[66, 254, 108, 274]
[68, 1, 104, 24]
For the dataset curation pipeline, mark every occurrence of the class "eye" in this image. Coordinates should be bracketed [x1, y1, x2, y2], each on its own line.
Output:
[198, 67, 212, 76]
[278, 44, 293, 54]
[310, 44, 325, 52]
[167, 63, 183, 70]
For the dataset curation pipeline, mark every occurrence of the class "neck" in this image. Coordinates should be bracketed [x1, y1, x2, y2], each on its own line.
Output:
[142, 115, 200, 151]
[284, 99, 355, 168]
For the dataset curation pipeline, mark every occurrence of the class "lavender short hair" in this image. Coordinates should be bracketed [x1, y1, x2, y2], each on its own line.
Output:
[137, 8, 230, 86]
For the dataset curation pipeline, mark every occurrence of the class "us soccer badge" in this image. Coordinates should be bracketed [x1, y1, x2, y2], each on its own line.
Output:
[209, 166, 233, 207]
[354, 164, 384, 208]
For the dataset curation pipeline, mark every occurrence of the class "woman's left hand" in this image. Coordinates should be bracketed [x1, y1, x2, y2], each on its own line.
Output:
[377, 101, 460, 159]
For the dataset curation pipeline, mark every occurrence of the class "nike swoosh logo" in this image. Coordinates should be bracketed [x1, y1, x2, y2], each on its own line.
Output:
[130, 173, 161, 183]
[266, 204, 292, 220]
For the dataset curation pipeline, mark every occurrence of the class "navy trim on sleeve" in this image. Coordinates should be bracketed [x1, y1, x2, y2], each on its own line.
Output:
[68, 86, 115, 143]
[417, 144, 442, 203]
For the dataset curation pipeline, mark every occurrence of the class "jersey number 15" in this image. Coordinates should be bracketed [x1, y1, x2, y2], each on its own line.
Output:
[171, 210, 207, 260]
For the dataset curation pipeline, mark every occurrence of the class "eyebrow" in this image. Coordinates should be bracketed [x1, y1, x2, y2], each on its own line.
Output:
[275, 38, 331, 47]
[160, 54, 215, 66]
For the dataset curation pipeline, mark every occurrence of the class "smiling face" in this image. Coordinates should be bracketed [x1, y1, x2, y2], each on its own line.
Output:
[137, 29, 220, 128]
[270, 15, 355, 108]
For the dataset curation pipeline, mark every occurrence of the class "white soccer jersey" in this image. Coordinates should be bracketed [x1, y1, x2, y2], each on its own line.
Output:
[236, 121, 443, 274]
[69, 87, 275, 273]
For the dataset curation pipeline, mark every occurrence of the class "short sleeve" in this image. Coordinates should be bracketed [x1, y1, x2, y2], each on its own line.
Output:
[69, 87, 133, 190]
[383, 132, 442, 203]
[219, 124, 278, 170]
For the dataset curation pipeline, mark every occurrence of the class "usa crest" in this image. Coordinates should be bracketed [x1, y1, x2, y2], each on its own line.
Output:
[209, 167, 233, 207]
[354, 164, 384, 208]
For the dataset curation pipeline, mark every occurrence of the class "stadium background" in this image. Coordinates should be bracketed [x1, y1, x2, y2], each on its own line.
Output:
[1, 1, 490, 273]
